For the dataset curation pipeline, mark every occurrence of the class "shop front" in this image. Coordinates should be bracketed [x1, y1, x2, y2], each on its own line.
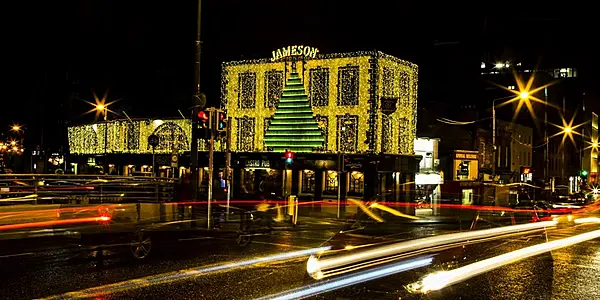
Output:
[230, 152, 421, 215]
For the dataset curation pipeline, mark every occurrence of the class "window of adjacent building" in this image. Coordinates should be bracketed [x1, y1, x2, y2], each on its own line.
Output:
[457, 161, 470, 180]
[301, 170, 315, 193]
[462, 189, 474, 205]
[527, 152, 531, 166]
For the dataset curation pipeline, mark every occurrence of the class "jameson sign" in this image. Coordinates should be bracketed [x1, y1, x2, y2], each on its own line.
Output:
[272, 45, 319, 61]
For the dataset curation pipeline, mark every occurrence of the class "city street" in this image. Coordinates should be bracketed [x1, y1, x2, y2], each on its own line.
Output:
[0, 218, 598, 300]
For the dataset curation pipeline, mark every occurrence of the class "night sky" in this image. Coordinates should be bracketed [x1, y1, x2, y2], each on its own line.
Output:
[3, 1, 597, 150]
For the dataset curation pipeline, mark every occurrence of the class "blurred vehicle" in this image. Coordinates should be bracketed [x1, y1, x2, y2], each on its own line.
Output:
[0, 175, 254, 263]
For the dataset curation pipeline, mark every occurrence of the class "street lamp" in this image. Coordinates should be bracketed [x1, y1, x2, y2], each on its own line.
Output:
[95, 103, 109, 174]
[491, 94, 526, 181]
[519, 91, 529, 100]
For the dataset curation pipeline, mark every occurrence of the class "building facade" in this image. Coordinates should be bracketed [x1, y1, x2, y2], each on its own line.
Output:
[221, 50, 418, 155]
[221, 50, 421, 206]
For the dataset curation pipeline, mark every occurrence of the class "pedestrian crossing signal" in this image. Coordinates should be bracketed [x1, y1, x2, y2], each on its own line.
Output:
[284, 150, 294, 164]
[198, 111, 210, 129]
[216, 111, 227, 132]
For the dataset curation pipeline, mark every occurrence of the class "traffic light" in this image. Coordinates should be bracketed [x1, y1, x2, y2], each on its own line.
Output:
[197, 110, 212, 139]
[522, 167, 531, 174]
[580, 170, 589, 178]
[215, 111, 227, 132]
[198, 110, 211, 129]
[284, 150, 294, 165]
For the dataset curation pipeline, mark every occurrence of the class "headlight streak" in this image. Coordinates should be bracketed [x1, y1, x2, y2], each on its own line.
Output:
[307, 221, 557, 278]
[315, 227, 551, 280]
[258, 257, 434, 300]
[40, 246, 330, 300]
[574, 217, 600, 224]
[408, 228, 600, 294]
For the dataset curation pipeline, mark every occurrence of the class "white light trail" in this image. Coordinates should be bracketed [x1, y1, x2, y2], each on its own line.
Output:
[41, 246, 330, 299]
[574, 217, 600, 224]
[308, 221, 556, 278]
[410, 228, 600, 293]
[259, 257, 433, 300]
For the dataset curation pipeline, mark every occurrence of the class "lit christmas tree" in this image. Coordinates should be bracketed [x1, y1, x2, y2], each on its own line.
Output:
[264, 63, 324, 152]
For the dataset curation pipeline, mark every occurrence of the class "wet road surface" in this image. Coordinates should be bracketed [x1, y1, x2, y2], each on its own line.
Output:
[1, 221, 599, 300]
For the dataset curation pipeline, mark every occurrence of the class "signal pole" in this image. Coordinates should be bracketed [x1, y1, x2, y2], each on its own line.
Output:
[207, 108, 215, 229]
[225, 116, 232, 220]
[191, 0, 204, 201]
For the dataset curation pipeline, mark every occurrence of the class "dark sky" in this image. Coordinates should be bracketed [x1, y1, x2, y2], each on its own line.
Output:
[3, 1, 597, 150]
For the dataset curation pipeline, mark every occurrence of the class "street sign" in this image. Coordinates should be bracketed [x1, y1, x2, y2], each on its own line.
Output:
[148, 134, 160, 148]
[171, 152, 179, 167]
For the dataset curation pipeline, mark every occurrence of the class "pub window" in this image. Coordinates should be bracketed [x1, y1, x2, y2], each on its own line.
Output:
[309, 68, 329, 106]
[337, 66, 359, 106]
[264, 70, 283, 108]
[349, 171, 364, 195]
[238, 72, 257, 109]
[301, 170, 315, 193]
[324, 171, 338, 194]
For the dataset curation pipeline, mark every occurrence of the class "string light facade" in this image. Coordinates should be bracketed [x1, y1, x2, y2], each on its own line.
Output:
[221, 51, 418, 155]
[68, 119, 222, 155]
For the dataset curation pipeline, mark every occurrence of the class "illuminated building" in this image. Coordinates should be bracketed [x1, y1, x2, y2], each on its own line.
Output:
[67, 118, 220, 177]
[221, 49, 421, 206]
[221, 50, 417, 154]
[414, 138, 443, 215]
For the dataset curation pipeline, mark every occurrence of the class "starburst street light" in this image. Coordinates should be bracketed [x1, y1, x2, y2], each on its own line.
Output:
[584, 137, 599, 151]
[519, 91, 529, 100]
[494, 72, 556, 122]
[549, 114, 585, 147]
[10, 124, 22, 133]
[83, 90, 119, 121]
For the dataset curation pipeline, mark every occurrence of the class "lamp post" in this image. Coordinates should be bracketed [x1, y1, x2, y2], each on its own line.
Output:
[491, 91, 529, 182]
[96, 104, 109, 174]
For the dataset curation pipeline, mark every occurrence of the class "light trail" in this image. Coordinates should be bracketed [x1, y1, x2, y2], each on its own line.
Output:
[408, 227, 600, 293]
[0, 216, 110, 231]
[307, 221, 556, 279]
[40, 246, 330, 300]
[257, 256, 433, 300]
[574, 217, 600, 224]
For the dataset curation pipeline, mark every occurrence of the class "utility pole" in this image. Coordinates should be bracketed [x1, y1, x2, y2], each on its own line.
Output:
[207, 108, 215, 229]
[225, 117, 232, 220]
[103, 109, 108, 174]
[492, 102, 496, 181]
[190, 0, 204, 201]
